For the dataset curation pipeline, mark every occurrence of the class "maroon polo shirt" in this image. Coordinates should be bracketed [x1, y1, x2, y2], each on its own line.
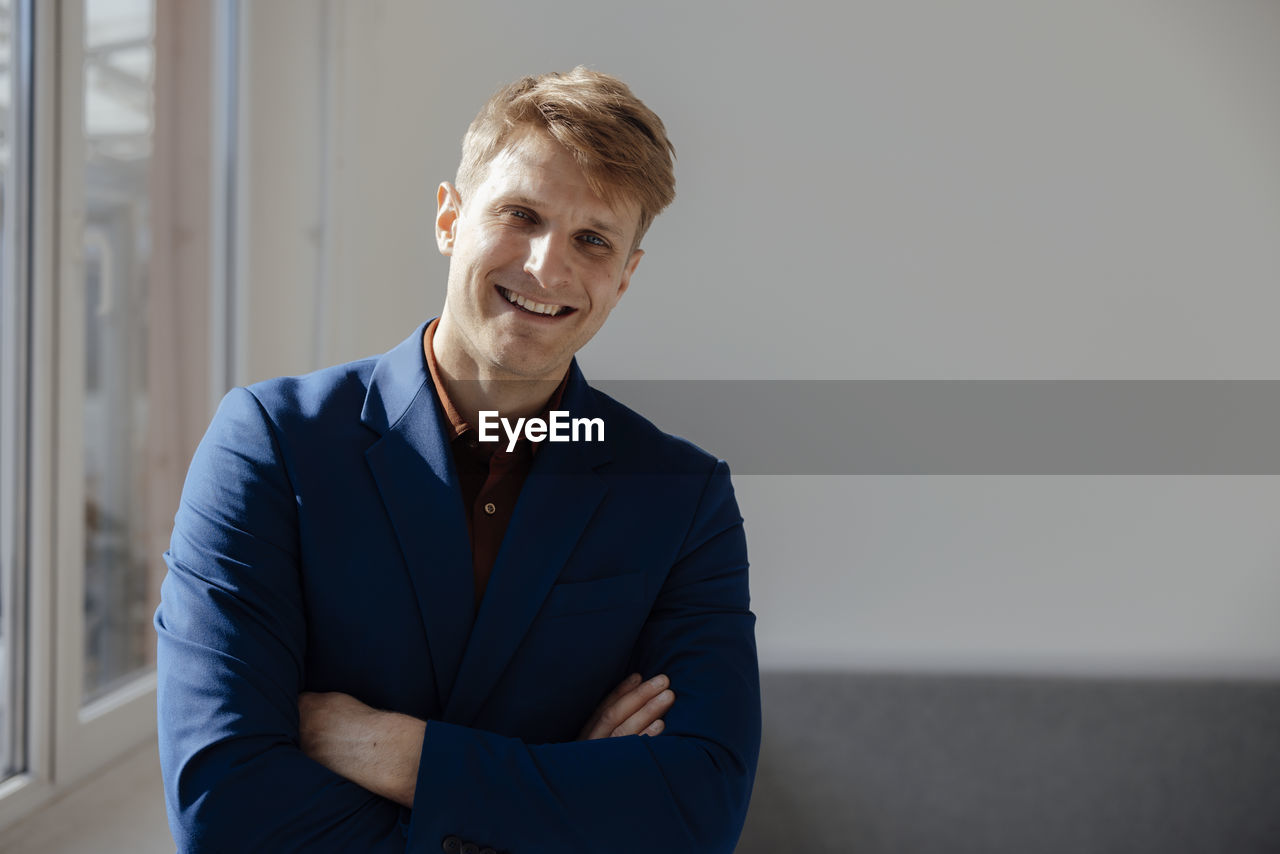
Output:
[423, 318, 567, 607]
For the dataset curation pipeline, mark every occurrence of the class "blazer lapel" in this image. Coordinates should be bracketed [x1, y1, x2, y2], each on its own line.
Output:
[361, 323, 474, 711]
[444, 361, 610, 725]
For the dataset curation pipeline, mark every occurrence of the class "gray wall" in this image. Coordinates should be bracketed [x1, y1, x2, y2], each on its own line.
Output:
[238, 0, 1280, 677]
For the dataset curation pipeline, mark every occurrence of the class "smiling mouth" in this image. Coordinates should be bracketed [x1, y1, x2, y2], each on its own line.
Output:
[497, 285, 576, 318]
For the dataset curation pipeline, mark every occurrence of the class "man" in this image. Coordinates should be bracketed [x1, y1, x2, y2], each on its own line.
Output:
[156, 67, 760, 854]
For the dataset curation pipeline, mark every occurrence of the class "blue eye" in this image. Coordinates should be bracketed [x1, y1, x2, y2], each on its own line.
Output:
[580, 233, 608, 248]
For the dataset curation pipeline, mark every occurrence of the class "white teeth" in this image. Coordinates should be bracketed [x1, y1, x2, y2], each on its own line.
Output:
[501, 287, 566, 317]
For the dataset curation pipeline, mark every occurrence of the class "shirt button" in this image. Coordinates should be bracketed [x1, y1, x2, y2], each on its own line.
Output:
[483, 502, 497, 515]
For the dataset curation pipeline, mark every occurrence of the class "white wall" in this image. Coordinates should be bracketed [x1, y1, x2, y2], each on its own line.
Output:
[239, 0, 1280, 677]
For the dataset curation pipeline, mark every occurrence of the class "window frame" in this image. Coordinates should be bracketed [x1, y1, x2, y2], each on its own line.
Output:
[0, 0, 60, 830]
[51, 0, 159, 787]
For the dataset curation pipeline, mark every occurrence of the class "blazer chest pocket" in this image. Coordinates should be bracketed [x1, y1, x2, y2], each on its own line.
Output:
[540, 571, 645, 619]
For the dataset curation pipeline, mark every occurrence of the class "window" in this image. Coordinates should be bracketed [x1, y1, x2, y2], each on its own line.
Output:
[0, 0, 224, 830]
[80, 0, 155, 704]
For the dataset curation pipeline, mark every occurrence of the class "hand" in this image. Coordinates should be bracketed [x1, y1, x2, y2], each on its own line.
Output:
[298, 691, 424, 808]
[577, 673, 675, 741]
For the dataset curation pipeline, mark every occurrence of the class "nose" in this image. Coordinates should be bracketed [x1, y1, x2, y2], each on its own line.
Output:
[523, 232, 571, 289]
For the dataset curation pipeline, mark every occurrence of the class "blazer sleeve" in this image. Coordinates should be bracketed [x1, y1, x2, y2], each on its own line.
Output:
[406, 459, 762, 854]
[155, 387, 411, 853]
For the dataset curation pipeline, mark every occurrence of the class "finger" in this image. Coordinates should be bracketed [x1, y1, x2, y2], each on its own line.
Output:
[596, 675, 667, 735]
[612, 689, 674, 738]
[611, 688, 675, 738]
[584, 674, 670, 740]
[578, 673, 641, 738]
[600, 673, 643, 709]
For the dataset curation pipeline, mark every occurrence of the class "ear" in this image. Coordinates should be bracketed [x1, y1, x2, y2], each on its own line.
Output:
[615, 248, 643, 300]
[436, 182, 462, 256]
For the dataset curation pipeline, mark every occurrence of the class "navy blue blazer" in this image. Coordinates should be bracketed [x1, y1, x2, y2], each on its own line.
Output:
[155, 322, 761, 853]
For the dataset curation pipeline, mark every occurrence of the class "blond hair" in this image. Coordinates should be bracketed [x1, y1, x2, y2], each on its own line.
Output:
[456, 67, 676, 245]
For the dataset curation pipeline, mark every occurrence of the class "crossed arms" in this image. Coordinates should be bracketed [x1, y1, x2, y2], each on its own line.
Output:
[299, 670, 677, 809]
[155, 386, 761, 853]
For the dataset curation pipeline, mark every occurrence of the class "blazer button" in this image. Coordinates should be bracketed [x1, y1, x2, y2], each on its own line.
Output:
[441, 836, 462, 853]
[460, 844, 480, 854]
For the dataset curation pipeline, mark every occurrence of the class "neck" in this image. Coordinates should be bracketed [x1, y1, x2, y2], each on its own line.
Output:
[430, 318, 565, 427]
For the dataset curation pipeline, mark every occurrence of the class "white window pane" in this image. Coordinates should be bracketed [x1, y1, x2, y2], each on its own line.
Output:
[82, 0, 154, 702]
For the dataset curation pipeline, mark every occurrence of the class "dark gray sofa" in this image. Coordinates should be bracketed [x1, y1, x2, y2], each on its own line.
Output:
[736, 671, 1280, 853]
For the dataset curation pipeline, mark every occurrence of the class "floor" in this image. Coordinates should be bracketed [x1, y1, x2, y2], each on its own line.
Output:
[0, 740, 173, 853]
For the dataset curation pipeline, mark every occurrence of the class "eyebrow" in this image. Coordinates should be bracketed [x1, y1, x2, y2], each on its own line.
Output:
[501, 194, 625, 242]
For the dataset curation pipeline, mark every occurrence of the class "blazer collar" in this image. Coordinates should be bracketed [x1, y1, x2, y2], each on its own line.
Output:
[359, 321, 435, 436]
[362, 322, 472, 710]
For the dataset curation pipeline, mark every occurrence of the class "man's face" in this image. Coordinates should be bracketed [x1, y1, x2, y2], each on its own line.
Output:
[434, 130, 644, 383]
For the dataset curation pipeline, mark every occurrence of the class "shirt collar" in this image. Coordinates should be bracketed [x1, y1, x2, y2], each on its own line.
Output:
[423, 316, 570, 449]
